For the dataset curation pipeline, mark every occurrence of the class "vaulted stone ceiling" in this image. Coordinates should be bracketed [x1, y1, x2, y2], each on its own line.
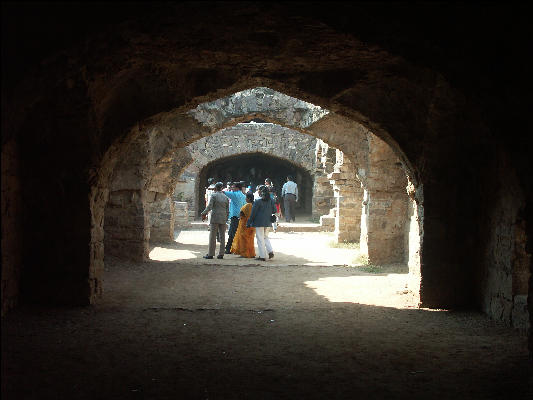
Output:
[1, 2, 531, 355]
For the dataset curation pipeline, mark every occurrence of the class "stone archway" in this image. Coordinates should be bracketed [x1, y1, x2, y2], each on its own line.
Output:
[171, 121, 328, 221]
[196, 152, 315, 218]
[102, 87, 416, 287]
[2, 1, 530, 352]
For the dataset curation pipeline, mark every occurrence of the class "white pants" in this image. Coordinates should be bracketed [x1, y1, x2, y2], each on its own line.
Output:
[255, 227, 273, 259]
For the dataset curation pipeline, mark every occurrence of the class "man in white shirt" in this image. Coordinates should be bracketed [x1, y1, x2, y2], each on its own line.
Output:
[204, 178, 216, 225]
[281, 175, 298, 222]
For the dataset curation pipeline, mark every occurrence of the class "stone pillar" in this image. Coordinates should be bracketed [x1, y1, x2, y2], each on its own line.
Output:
[174, 201, 190, 228]
[360, 135, 409, 265]
[173, 173, 197, 220]
[313, 140, 336, 221]
[104, 189, 149, 261]
[405, 178, 423, 305]
[147, 192, 175, 243]
[511, 218, 530, 331]
[330, 151, 362, 243]
[90, 183, 108, 304]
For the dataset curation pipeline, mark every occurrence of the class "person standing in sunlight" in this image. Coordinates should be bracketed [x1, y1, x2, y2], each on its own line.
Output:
[201, 182, 229, 259]
[230, 192, 256, 258]
[247, 185, 276, 261]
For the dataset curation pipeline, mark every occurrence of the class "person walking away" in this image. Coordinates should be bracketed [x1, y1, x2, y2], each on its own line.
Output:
[281, 175, 298, 222]
[200, 182, 229, 259]
[265, 179, 280, 232]
[247, 186, 276, 261]
[223, 181, 247, 254]
[253, 184, 262, 200]
[230, 192, 256, 258]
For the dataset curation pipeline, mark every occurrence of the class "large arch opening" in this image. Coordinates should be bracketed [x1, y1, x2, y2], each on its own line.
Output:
[101, 87, 419, 280]
[3, 4, 531, 397]
[197, 153, 314, 219]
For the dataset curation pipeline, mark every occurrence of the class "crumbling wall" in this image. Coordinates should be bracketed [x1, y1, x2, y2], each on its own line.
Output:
[477, 151, 530, 331]
[313, 141, 336, 220]
[177, 122, 320, 219]
[3, 4, 529, 343]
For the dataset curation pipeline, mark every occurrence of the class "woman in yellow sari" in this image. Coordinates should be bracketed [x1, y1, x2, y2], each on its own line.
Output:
[231, 192, 256, 258]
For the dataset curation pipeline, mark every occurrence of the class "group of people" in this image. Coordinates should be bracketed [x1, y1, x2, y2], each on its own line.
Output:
[200, 176, 299, 261]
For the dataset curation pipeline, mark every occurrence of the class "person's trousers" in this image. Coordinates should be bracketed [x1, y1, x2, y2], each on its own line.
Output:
[255, 227, 273, 259]
[209, 223, 226, 256]
[225, 216, 239, 253]
[283, 193, 296, 222]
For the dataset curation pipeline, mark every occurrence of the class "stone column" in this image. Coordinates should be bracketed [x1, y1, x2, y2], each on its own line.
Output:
[104, 189, 150, 261]
[330, 151, 362, 243]
[174, 202, 190, 228]
[313, 140, 336, 221]
[147, 192, 175, 243]
[360, 135, 409, 265]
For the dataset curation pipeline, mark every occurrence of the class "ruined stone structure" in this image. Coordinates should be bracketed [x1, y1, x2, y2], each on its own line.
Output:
[174, 122, 320, 220]
[103, 87, 412, 269]
[2, 1, 531, 361]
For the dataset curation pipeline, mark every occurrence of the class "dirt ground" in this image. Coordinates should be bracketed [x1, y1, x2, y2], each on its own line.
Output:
[2, 228, 532, 399]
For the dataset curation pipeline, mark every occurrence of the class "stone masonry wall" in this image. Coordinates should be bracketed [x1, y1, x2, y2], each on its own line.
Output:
[147, 192, 175, 243]
[104, 190, 150, 261]
[330, 152, 363, 243]
[313, 140, 337, 222]
[361, 134, 409, 264]
[477, 152, 530, 331]
[174, 122, 320, 219]
[173, 202, 190, 228]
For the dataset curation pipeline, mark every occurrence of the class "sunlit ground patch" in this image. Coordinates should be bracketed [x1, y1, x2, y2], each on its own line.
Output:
[149, 247, 198, 261]
[304, 274, 419, 309]
[174, 230, 205, 244]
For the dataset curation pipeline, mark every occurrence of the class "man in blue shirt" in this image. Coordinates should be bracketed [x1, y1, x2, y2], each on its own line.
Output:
[223, 181, 247, 254]
[281, 175, 298, 222]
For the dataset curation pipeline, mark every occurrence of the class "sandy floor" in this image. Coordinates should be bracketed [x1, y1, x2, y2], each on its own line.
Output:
[2, 229, 532, 399]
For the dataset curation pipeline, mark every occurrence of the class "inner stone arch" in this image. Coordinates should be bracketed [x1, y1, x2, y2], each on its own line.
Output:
[100, 85, 421, 307]
[197, 152, 314, 218]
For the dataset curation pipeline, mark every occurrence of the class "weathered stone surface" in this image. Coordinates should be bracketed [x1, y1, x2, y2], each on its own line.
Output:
[189, 87, 329, 130]
[104, 190, 149, 261]
[2, 3, 531, 355]
[175, 123, 322, 218]
[147, 194, 174, 243]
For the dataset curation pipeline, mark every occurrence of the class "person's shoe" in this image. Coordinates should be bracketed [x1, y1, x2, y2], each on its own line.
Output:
[224, 250, 231, 254]
[203, 255, 213, 259]
[255, 257, 266, 261]
[217, 255, 224, 259]
[268, 252, 274, 259]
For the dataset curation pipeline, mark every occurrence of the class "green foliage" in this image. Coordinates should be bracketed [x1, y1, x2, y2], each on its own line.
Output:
[358, 265, 383, 273]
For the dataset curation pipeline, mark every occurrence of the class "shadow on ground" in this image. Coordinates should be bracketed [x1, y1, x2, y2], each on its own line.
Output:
[2, 229, 531, 400]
